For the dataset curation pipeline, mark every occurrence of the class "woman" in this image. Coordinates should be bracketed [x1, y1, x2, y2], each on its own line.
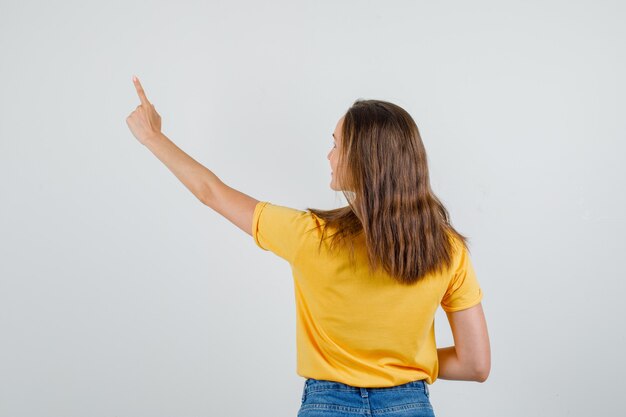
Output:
[126, 75, 491, 416]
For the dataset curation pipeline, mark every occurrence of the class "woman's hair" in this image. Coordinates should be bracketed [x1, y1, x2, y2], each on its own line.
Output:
[306, 99, 469, 285]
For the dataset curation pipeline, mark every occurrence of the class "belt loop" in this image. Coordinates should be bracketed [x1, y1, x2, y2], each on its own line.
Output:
[360, 387, 369, 398]
[424, 381, 429, 397]
[301, 379, 308, 404]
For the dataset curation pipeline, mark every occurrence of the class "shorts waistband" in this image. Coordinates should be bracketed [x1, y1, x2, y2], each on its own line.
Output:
[304, 377, 428, 396]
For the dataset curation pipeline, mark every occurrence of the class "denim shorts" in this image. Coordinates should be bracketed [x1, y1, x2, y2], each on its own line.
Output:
[298, 377, 435, 417]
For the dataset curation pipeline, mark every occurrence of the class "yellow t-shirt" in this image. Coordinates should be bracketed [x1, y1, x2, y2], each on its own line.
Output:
[252, 201, 483, 387]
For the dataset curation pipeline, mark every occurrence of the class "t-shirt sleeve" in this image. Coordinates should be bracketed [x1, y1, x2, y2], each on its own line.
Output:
[251, 201, 316, 264]
[440, 241, 484, 313]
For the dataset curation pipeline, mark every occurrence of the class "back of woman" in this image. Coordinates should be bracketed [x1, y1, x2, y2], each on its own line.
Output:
[126, 80, 490, 416]
[252, 100, 490, 416]
[253, 200, 481, 389]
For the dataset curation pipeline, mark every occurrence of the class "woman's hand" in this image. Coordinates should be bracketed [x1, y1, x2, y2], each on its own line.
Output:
[126, 75, 162, 145]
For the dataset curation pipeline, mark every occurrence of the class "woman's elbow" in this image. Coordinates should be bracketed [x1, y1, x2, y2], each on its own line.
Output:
[473, 360, 491, 382]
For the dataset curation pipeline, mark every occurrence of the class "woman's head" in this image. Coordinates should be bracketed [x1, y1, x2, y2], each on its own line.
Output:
[327, 99, 430, 197]
[309, 99, 469, 285]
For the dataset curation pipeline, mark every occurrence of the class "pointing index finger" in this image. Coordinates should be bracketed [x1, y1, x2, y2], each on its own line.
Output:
[132, 75, 150, 106]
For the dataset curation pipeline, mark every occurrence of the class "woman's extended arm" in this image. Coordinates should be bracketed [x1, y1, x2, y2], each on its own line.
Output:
[142, 133, 259, 237]
[142, 132, 215, 205]
[126, 76, 259, 237]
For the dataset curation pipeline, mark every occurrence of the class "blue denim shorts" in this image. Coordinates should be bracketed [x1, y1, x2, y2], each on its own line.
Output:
[298, 377, 435, 417]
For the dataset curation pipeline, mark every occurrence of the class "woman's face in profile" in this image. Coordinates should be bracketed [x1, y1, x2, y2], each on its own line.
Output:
[328, 116, 344, 191]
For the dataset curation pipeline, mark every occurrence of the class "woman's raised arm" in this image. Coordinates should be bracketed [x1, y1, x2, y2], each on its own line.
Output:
[126, 75, 259, 237]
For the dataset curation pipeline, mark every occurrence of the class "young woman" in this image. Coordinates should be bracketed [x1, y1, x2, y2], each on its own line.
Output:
[126, 75, 491, 416]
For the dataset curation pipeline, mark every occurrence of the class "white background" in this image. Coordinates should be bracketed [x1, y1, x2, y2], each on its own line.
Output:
[1, 0, 624, 416]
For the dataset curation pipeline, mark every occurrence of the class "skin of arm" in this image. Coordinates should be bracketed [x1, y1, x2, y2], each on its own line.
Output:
[437, 303, 491, 382]
[142, 132, 259, 237]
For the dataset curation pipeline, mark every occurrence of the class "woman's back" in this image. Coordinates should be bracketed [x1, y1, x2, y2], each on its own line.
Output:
[252, 200, 483, 388]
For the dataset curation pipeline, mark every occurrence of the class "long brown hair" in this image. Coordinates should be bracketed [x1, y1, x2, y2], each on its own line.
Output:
[306, 99, 470, 285]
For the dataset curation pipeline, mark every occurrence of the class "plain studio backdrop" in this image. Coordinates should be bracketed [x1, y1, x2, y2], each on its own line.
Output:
[1, 1, 624, 416]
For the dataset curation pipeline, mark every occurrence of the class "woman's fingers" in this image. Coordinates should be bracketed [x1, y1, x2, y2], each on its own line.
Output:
[132, 75, 150, 107]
